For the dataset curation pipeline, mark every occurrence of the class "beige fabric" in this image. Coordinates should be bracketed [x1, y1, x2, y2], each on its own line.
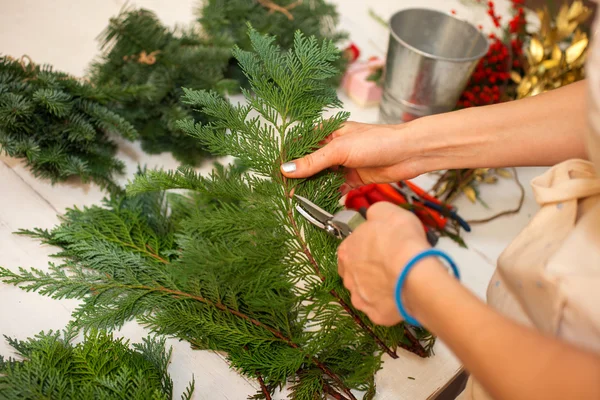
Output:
[457, 160, 600, 400]
[457, 11, 600, 400]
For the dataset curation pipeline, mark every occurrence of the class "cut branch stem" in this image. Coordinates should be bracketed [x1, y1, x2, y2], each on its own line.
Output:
[256, 373, 272, 400]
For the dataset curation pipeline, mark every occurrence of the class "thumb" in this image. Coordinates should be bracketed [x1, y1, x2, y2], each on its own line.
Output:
[280, 144, 342, 178]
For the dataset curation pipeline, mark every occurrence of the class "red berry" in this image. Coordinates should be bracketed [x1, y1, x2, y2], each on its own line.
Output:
[344, 43, 361, 62]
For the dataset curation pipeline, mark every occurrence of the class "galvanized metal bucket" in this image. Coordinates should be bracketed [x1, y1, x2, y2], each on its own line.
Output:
[379, 8, 489, 124]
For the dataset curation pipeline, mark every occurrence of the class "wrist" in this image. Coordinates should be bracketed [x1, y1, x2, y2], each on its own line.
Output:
[400, 256, 453, 326]
[404, 108, 492, 173]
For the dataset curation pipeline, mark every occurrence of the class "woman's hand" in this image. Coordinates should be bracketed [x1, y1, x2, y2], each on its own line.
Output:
[281, 121, 427, 192]
[282, 82, 589, 191]
[336, 202, 433, 326]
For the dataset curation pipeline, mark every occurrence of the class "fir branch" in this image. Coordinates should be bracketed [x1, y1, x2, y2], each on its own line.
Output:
[197, 0, 348, 87]
[0, 56, 136, 190]
[90, 6, 232, 165]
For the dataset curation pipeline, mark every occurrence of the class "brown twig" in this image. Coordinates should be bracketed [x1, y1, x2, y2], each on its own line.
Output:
[6, 54, 35, 72]
[256, 373, 272, 400]
[145, 244, 170, 264]
[444, 169, 477, 203]
[400, 326, 428, 358]
[323, 383, 351, 400]
[467, 167, 525, 224]
[123, 50, 160, 65]
[256, 0, 302, 20]
[431, 170, 452, 193]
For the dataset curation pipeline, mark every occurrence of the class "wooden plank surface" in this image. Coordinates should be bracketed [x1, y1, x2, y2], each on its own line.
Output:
[0, 1, 542, 399]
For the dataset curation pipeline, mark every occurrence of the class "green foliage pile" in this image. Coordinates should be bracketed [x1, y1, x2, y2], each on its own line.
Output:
[0, 29, 432, 399]
[0, 328, 194, 399]
[0, 56, 137, 189]
[197, 0, 348, 85]
[89, 8, 233, 165]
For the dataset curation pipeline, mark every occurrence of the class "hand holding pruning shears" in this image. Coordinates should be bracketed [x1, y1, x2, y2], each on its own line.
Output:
[295, 196, 430, 326]
[344, 180, 470, 246]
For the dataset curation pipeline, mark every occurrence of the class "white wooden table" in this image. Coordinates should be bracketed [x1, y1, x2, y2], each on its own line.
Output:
[0, 1, 545, 399]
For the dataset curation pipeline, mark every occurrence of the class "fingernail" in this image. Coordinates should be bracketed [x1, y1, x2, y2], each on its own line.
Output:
[281, 162, 297, 173]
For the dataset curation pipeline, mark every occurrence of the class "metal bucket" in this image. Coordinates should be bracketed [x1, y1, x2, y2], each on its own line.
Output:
[379, 8, 489, 124]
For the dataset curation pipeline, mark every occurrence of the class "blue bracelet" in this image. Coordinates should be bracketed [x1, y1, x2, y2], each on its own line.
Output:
[394, 249, 460, 327]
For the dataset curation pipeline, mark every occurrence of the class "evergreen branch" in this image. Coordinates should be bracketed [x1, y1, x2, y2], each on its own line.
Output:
[1, 262, 354, 399]
[0, 56, 133, 189]
[284, 192, 400, 359]
[90, 6, 231, 165]
[0, 328, 188, 399]
[135, 283, 355, 399]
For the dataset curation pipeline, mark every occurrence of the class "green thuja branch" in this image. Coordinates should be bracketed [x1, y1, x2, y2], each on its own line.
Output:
[175, 26, 427, 358]
[0, 187, 355, 399]
[0, 56, 137, 190]
[0, 328, 194, 399]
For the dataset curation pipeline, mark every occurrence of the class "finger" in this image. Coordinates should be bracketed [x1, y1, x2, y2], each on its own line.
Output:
[354, 280, 372, 304]
[343, 169, 366, 188]
[369, 310, 402, 327]
[280, 143, 343, 178]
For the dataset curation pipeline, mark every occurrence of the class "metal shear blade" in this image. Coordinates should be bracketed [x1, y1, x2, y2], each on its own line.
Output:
[294, 194, 365, 239]
[293, 194, 333, 230]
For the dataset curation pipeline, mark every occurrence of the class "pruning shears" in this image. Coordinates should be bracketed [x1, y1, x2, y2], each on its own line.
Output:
[294, 193, 439, 246]
[391, 181, 471, 232]
[294, 194, 366, 239]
